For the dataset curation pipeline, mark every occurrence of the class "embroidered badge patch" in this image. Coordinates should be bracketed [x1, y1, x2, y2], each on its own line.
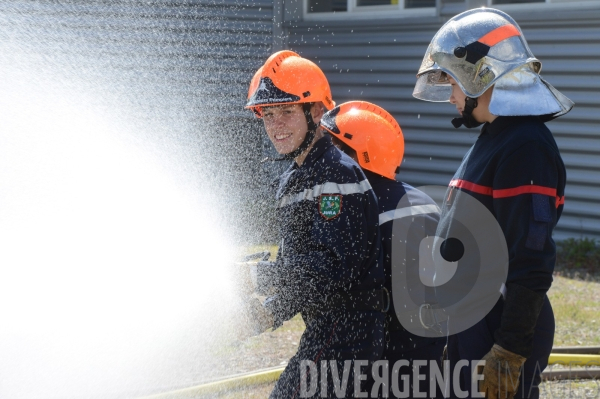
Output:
[319, 194, 342, 220]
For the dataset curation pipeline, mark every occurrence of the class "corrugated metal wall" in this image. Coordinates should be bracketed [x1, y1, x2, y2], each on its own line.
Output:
[285, 7, 600, 240]
[0, 0, 273, 112]
[0, 0, 275, 242]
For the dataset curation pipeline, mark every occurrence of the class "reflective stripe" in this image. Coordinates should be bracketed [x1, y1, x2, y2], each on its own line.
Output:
[378, 204, 440, 225]
[278, 179, 372, 208]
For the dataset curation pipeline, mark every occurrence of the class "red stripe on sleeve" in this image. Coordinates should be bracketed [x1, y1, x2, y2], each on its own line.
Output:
[493, 185, 557, 199]
[449, 179, 493, 196]
[449, 180, 564, 208]
[495, 185, 564, 209]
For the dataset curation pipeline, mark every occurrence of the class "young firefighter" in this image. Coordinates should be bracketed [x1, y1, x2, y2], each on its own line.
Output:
[244, 51, 387, 398]
[321, 101, 445, 398]
[412, 8, 573, 399]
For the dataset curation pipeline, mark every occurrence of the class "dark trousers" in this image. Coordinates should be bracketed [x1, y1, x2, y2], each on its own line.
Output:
[377, 326, 445, 399]
[270, 310, 385, 399]
[447, 296, 554, 399]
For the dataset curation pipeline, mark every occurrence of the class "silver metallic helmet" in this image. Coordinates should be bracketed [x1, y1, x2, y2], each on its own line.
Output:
[413, 8, 573, 118]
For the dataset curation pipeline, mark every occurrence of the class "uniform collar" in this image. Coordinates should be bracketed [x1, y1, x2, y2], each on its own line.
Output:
[363, 169, 392, 187]
[480, 116, 539, 138]
[297, 134, 333, 170]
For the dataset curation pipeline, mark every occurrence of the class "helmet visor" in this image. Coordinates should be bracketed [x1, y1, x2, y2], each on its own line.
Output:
[413, 70, 452, 102]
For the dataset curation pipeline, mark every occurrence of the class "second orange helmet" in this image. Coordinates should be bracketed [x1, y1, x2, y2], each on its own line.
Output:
[321, 101, 404, 180]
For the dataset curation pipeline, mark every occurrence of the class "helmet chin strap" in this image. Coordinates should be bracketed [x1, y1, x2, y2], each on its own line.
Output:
[451, 97, 483, 129]
[268, 103, 318, 162]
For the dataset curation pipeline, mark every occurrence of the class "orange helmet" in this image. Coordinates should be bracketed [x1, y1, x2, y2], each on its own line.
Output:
[245, 50, 334, 116]
[321, 101, 404, 180]
[247, 67, 263, 117]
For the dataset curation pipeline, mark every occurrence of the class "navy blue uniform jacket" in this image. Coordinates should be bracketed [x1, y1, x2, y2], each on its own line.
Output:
[440, 116, 566, 295]
[264, 135, 384, 327]
[364, 170, 440, 331]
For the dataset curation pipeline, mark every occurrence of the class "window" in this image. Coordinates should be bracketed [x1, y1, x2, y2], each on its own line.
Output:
[305, 0, 597, 18]
[308, 0, 348, 12]
[493, 0, 543, 3]
[307, 0, 435, 13]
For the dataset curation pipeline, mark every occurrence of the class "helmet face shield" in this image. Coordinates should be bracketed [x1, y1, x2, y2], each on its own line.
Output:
[413, 70, 452, 102]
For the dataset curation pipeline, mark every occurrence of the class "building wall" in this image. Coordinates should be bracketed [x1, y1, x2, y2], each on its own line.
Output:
[3, 1, 599, 240]
[284, 5, 600, 239]
[0, 0, 273, 112]
[0, 0, 276, 242]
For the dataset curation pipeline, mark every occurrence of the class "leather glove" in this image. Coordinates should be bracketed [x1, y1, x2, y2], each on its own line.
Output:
[249, 297, 274, 334]
[233, 261, 256, 296]
[233, 261, 280, 297]
[478, 344, 526, 399]
[237, 298, 274, 340]
[494, 283, 545, 358]
[255, 261, 280, 296]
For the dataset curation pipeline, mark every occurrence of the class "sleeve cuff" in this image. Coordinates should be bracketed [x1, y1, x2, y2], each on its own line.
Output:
[494, 282, 546, 358]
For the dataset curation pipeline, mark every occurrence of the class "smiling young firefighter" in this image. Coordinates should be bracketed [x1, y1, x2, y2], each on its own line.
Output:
[413, 8, 573, 399]
[244, 51, 386, 398]
[321, 101, 446, 398]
